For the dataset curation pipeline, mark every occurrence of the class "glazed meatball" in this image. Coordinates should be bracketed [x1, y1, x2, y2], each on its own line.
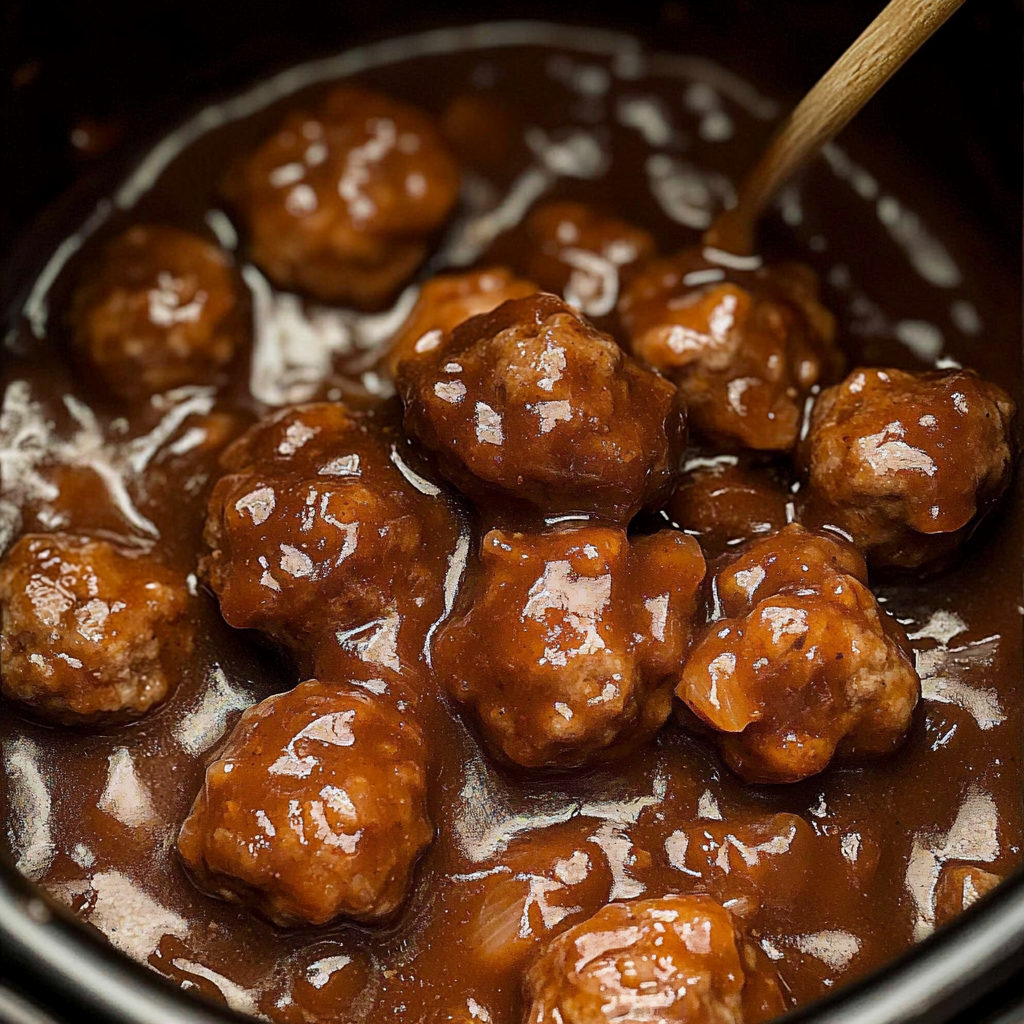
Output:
[177, 679, 432, 926]
[800, 367, 1016, 569]
[71, 225, 242, 401]
[713, 522, 868, 618]
[490, 201, 656, 319]
[677, 524, 919, 784]
[933, 864, 1002, 928]
[398, 293, 685, 521]
[201, 402, 459, 668]
[619, 252, 839, 451]
[385, 267, 537, 377]
[522, 894, 786, 1024]
[433, 523, 705, 768]
[0, 533, 192, 722]
[228, 86, 460, 307]
[669, 456, 792, 559]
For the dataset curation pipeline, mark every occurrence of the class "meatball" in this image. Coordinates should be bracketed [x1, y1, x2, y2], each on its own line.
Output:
[669, 456, 792, 559]
[800, 367, 1016, 569]
[71, 225, 242, 401]
[677, 524, 919, 784]
[398, 293, 685, 521]
[176, 679, 432, 926]
[522, 894, 786, 1024]
[713, 523, 867, 619]
[490, 201, 656, 319]
[227, 86, 460, 307]
[934, 864, 1002, 928]
[0, 533, 192, 722]
[385, 267, 537, 377]
[619, 252, 839, 450]
[201, 402, 459, 669]
[433, 523, 706, 768]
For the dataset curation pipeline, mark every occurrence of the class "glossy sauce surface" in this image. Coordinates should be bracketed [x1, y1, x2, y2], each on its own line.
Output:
[1, 23, 1021, 1024]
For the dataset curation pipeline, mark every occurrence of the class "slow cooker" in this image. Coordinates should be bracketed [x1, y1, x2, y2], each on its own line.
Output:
[1, 1, 1021, 1022]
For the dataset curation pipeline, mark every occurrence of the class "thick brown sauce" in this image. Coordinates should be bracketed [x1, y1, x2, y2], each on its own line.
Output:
[1, 25, 1021, 1023]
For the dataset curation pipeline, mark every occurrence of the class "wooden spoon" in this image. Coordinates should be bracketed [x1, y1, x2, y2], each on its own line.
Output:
[703, 0, 967, 258]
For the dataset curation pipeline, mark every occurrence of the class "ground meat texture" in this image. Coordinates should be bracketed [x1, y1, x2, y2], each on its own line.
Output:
[489, 201, 656, 320]
[398, 293, 685, 521]
[227, 87, 460, 307]
[384, 267, 537, 377]
[176, 680, 432, 927]
[433, 523, 706, 768]
[800, 367, 1016, 569]
[71, 225, 242, 401]
[618, 252, 840, 451]
[933, 864, 1002, 928]
[0, 533, 191, 722]
[522, 894, 786, 1024]
[677, 525, 918, 784]
[669, 456, 792, 559]
[201, 402, 459, 669]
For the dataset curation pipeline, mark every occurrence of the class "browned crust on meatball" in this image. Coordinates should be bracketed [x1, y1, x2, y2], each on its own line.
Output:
[434, 523, 705, 768]
[677, 524, 919, 783]
[398, 292, 685, 521]
[226, 87, 461, 307]
[200, 402, 460, 671]
[0, 532, 192, 722]
[176, 679, 432, 926]
[619, 251, 840, 451]
[800, 367, 1016, 569]
[522, 894, 786, 1024]
[384, 267, 538, 378]
[72, 224, 243, 401]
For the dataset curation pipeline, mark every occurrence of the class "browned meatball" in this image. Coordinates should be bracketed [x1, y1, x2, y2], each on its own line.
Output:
[71, 225, 242, 401]
[201, 402, 459, 670]
[398, 293, 685, 521]
[713, 522, 868, 618]
[228, 87, 460, 307]
[433, 523, 705, 768]
[619, 251, 840, 451]
[177, 679, 431, 926]
[677, 524, 919, 784]
[800, 367, 1016, 569]
[669, 456, 792, 559]
[0, 533, 192, 722]
[490, 201, 656, 319]
[522, 894, 786, 1024]
[384, 267, 537, 377]
[934, 864, 1002, 928]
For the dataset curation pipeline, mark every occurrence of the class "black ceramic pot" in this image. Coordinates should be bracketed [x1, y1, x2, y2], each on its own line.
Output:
[1, 2, 1022, 1022]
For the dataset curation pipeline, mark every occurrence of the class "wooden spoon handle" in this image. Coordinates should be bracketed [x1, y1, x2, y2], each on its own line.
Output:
[703, 0, 967, 257]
